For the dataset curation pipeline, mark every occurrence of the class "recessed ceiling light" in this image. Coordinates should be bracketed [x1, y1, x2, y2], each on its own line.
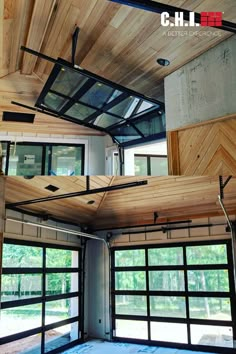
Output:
[157, 58, 170, 66]
[24, 175, 35, 179]
[87, 200, 95, 205]
[45, 184, 59, 192]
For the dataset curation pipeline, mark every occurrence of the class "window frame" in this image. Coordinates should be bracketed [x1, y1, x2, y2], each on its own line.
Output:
[1, 141, 85, 176]
[111, 239, 236, 353]
[0, 238, 83, 354]
[134, 153, 168, 175]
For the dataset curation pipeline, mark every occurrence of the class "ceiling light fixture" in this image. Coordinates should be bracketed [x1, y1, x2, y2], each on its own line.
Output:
[87, 200, 95, 205]
[157, 58, 170, 66]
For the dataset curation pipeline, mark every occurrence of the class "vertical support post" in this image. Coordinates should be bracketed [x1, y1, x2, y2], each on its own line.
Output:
[0, 177, 5, 296]
[218, 195, 236, 342]
[72, 27, 80, 67]
[86, 175, 90, 191]
[118, 146, 124, 176]
[231, 221, 236, 342]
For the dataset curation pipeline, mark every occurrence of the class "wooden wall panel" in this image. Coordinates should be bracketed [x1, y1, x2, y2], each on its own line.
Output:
[168, 115, 236, 175]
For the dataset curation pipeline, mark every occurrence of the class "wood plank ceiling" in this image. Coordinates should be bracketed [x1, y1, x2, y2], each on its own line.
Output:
[0, 0, 235, 135]
[5, 176, 236, 229]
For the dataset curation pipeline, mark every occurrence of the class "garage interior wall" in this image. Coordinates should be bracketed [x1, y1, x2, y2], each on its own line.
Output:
[165, 35, 236, 131]
[3, 209, 82, 247]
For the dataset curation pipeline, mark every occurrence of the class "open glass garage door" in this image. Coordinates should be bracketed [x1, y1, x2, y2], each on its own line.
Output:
[111, 240, 236, 352]
[0, 239, 82, 354]
[33, 57, 165, 148]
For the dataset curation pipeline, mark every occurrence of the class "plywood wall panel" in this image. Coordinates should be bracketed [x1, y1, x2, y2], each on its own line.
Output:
[168, 115, 236, 175]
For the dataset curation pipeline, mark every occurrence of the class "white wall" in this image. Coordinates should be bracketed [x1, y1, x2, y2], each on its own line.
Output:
[0, 132, 106, 175]
[4, 209, 81, 247]
[124, 140, 168, 175]
[165, 35, 236, 131]
[105, 136, 168, 176]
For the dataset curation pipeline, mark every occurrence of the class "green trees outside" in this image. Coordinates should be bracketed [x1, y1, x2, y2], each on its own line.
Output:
[115, 245, 230, 321]
[1, 244, 76, 306]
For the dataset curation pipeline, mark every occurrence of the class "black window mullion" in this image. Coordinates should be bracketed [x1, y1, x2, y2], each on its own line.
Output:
[45, 267, 79, 273]
[59, 79, 96, 115]
[83, 92, 129, 123]
[226, 240, 236, 341]
[42, 246, 46, 354]
[145, 248, 151, 341]
[48, 145, 52, 175]
[111, 249, 116, 337]
[2, 267, 42, 274]
[147, 156, 151, 176]
[183, 246, 191, 345]
[79, 248, 83, 340]
[41, 144, 46, 175]
[5, 141, 10, 175]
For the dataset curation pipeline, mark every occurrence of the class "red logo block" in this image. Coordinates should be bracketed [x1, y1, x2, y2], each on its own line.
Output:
[200, 12, 223, 27]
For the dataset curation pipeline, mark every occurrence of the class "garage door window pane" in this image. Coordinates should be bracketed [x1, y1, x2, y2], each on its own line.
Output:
[189, 297, 231, 321]
[150, 296, 186, 318]
[45, 297, 78, 325]
[46, 273, 79, 296]
[149, 271, 185, 291]
[116, 320, 148, 340]
[148, 247, 183, 265]
[2, 243, 42, 268]
[187, 245, 227, 265]
[1, 274, 42, 301]
[46, 248, 78, 268]
[151, 322, 188, 343]
[190, 324, 233, 347]
[44, 322, 79, 353]
[0, 334, 41, 354]
[0, 304, 42, 337]
[187, 270, 229, 292]
[116, 295, 147, 316]
[115, 271, 146, 290]
[115, 249, 145, 267]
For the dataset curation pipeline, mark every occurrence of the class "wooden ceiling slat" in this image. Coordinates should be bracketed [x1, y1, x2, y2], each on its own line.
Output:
[8, 0, 34, 74]
[0, 71, 104, 135]
[5, 176, 236, 228]
[21, 0, 57, 75]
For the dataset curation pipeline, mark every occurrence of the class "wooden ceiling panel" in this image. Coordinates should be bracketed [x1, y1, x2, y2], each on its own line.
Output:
[5, 176, 236, 228]
[0, 71, 104, 136]
[21, 0, 57, 75]
[5, 176, 112, 224]
[0, 0, 232, 98]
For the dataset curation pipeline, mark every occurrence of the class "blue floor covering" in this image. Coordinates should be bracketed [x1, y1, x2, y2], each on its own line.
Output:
[62, 340, 217, 354]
